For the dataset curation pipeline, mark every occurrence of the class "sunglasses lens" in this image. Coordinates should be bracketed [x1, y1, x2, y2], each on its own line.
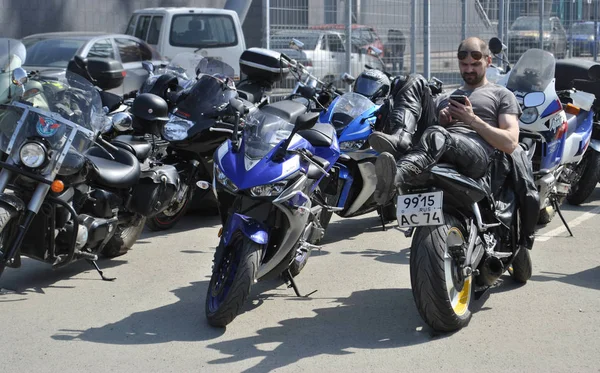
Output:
[457, 51, 484, 60]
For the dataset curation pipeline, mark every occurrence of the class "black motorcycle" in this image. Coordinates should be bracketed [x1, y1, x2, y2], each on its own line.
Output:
[399, 145, 537, 332]
[0, 63, 179, 280]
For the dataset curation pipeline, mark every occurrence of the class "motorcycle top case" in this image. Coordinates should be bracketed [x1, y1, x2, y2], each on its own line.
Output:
[239, 48, 290, 84]
[129, 164, 179, 216]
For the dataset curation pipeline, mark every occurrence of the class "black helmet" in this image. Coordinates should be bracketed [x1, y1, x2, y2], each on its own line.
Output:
[131, 93, 170, 122]
[353, 69, 391, 101]
[131, 93, 170, 136]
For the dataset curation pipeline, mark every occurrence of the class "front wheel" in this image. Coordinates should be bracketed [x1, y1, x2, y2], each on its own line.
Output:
[0, 206, 20, 277]
[566, 151, 600, 205]
[205, 235, 261, 327]
[410, 214, 473, 332]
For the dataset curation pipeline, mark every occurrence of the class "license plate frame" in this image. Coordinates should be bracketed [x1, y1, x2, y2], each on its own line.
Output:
[396, 191, 445, 228]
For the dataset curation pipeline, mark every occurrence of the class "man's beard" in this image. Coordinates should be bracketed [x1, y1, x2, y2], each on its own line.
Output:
[462, 71, 484, 85]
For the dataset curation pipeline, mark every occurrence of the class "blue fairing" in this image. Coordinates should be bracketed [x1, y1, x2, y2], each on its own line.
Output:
[222, 213, 269, 246]
[338, 106, 378, 143]
[541, 134, 566, 170]
[575, 110, 594, 156]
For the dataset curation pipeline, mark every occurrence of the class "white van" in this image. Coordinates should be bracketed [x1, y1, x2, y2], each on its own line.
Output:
[125, 7, 246, 79]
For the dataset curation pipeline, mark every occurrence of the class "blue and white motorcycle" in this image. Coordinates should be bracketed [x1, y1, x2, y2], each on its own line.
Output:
[489, 42, 600, 225]
[312, 91, 396, 234]
[206, 99, 340, 327]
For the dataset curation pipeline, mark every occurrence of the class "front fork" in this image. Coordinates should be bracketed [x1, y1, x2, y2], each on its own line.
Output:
[0, 168, 50, 270]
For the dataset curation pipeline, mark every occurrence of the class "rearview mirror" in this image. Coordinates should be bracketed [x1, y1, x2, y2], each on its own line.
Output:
[341, 72, 356, 85]
[290, 38, 305, 51]
[488, 37, 505, 55]
[11, 67, 27, 86]
[296, 112, 319, 131]
[368, 46, 383, 57]
[524, 91, 545, 107]
[588, 64, 600, 81]
[142, 61, 154, 74]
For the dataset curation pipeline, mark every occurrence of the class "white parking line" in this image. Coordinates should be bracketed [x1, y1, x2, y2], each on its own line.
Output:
[535, 205, 600, 242]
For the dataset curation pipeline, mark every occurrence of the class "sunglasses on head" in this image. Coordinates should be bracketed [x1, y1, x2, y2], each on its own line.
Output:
[457, 50, 486, 60]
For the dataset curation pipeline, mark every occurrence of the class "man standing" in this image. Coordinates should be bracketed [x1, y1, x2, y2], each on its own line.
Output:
[388, 29, 406, 74]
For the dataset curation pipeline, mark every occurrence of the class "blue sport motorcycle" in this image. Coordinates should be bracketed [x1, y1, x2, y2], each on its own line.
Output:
[206, 98, 339, 327]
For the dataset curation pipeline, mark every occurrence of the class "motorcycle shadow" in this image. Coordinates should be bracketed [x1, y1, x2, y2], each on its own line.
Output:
[51, 280, 227, 344]
[205, 288, 443, 372]
[530, 266, 600, 292]
[0, 257, 128, 295]
[320, 214, 394, 245]
[138, 212, 222, 241]
[339, 247, 411, 265]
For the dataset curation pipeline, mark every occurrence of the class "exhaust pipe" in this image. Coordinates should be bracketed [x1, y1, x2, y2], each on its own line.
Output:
[479, 255, 504, 286]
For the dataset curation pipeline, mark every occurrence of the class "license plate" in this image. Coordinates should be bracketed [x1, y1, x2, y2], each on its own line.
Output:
[396, 191, 445, 227]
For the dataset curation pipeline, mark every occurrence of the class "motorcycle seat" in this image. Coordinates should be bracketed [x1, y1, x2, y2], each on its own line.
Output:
[298, 123, 336, 147]
[261, 100, 307, 124]
[112, 135, 152, 161]
[85, 146, 141, 189]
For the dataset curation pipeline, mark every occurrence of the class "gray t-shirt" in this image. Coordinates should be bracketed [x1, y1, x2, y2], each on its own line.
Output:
[435, 82, 522, 152]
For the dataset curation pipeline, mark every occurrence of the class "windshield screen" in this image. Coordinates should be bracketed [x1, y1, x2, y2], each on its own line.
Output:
[270, 33, 320, 50]
[176, 74, 237, 121]
[506, 49, 555, 93]
[327, 92, 376, 130]
[22, 38, 85, 68]
[0, 72, 101, 179]
[510, 17, 551, 31]
[0, 38, 26, 72]
[571, 23, 595, 34]
[244, 109, 295, 160]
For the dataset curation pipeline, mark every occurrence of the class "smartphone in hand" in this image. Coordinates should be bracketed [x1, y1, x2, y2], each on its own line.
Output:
[449, 94, 467, 105]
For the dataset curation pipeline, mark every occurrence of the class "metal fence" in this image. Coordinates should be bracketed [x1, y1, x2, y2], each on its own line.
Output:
[265, 0, 600, 90]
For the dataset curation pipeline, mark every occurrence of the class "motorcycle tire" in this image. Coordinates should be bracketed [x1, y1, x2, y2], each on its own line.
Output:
[508, 247, 532, 284]
[205, 235, 261, 327]
[566, 151, 600, 206]
[145, 186, 196, 232]
[0, 206, 20, 277]
[102, 217, 147, 258]
[410, 213, 473, 332]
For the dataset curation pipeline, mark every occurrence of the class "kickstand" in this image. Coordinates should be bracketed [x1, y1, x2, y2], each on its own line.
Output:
[87, 260, 116, 281]
[377, 206, 387, 231]
[552, 198, 573, 237]
[284, 269, 317, 297]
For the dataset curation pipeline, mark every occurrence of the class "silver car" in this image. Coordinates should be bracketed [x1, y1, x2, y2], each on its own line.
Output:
[21, 32, 164, 95]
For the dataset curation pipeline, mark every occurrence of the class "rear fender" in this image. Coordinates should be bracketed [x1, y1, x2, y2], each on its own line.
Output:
[222, 213, 269, 246]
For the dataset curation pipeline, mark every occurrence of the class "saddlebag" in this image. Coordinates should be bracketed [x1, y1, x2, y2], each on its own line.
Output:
[129, 165, 179, 216]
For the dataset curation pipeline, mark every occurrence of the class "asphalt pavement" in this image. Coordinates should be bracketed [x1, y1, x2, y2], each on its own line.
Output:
[1, 188, 600, 373]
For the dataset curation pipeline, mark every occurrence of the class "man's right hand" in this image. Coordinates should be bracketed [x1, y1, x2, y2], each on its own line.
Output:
[439, 107, 454, 126]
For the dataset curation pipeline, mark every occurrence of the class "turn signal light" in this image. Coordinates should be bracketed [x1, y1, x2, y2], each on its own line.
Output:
[51, 180, 64, 193]
[564, 103, 581, 115]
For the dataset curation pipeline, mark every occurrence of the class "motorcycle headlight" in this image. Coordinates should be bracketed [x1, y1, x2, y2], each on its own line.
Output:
[214, 165, 238, 192]
[250, 181, 287, 197]
[162, 116, 194, 141]
[520, 107, 538, 125]
[340, 139, 366, 151]
[19, 142, 47, 168]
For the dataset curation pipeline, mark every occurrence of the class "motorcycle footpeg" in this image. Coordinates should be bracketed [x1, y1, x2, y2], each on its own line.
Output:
[75, 251, 98, 261]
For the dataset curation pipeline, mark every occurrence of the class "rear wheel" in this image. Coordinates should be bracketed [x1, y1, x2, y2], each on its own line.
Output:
[146, 185, 195, 231]
[508, 247, 532, 283]
[206, 235, 261, 327]
[410, 214, 472, 332]
[102, 216, 146, 258]
[566, 151, 600, 205]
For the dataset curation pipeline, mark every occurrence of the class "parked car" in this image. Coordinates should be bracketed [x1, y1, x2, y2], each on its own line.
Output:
[309, 24, 384, 56]
[569, 21, 600, 57]
[270, 29, 384, 85]
[21, 32, 163, 95]
[125, 7, 246, 79]
[507, 15, 567, 62]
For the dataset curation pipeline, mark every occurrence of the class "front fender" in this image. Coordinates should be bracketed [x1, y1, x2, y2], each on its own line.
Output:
[222, 213, 269, 246]
[0, 193, 25, 213]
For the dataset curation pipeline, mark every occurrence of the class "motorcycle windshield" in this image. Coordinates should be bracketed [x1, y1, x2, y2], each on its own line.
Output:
[506, 49, 555, 93]
[327, 92, 375, 131]
[0, 72, 101, 180]
[175, 74, 238, 121]
[243, 109, 295, 160]
[160, 52, 205, 82]
[0, 38, 26, 72]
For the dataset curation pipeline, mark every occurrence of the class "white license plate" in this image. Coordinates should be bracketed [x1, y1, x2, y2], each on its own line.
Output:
[396, 191, 445, 227]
